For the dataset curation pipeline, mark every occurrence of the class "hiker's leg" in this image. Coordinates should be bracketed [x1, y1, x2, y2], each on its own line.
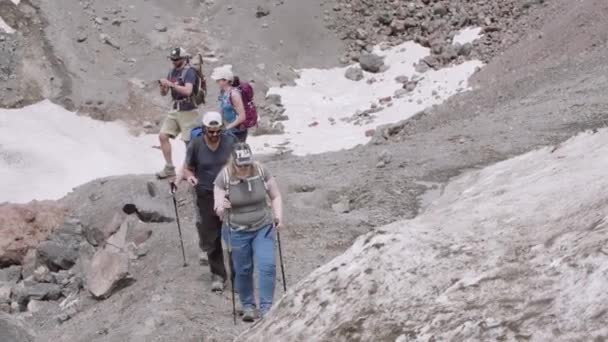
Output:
[230, 229, 256, 310]
[177, 110, 200, 142]
[196, 190, 227, 280]
[253, 224, 276, 316]
[159, 133, 173, 165]
[159, 112, 179, 166]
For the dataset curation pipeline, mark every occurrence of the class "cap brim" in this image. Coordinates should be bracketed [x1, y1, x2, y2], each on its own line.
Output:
[235, 159, 253, 166]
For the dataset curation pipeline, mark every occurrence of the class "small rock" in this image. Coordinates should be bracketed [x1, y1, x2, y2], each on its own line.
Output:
[379, 150, 392, 165]
[379, 96, 392, 105]
[414, 62, 430, 73]
[433, 4, 448, 17]
[331, 198, 351, 214]
[27, 299, 44, 313]
[100, 34, 120, 49]
[365, 129, 376, 137]
[344, 67, 364, 81]
[154, 23, 167, 32]
[262, 23, 269, 28]
[256, 5, 270, 18]
[111, 19, 122, 26]
[308, 121, 319, 127]
[33, 266, 54, 283]
[355, 28, 368, 40]
[394, 89, 408, 98]
[94, 17, 104, 25]
[404, 81, 418, 92]
[76, 32, 87, 43]
[376, 161, 386, 169]
[265, 94, 282, 106]
[395, 75, 409, 84]
[273, 122, 285, 134]
[56, 308, 77, 324]
[359, 53, 384, 73]
[457, 43, 472, 56]
[390, 19, 406, 35]
[143, 121, 154, 129]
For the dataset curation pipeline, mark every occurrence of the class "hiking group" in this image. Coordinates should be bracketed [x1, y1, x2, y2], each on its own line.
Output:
[156, 47, 283, 322]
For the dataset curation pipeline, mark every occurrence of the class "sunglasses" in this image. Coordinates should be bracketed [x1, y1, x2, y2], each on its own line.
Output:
[206, 129, 221, 136]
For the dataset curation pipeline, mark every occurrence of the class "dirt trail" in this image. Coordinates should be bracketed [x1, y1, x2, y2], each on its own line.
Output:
[3, 0, 608, 341]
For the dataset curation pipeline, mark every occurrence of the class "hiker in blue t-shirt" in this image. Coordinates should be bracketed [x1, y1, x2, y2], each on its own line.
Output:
[157, 47, 201, 179]
[211, 66, 248, 142]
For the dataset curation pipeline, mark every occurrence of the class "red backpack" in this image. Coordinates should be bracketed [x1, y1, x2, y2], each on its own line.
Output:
[230, 77, 258, 129]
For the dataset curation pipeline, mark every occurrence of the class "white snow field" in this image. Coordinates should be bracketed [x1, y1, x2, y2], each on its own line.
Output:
[247, 28, 483, 156]
[243, 128, 608, 341]
[1, 28, 481, 203]
[0, 101, 185, 203]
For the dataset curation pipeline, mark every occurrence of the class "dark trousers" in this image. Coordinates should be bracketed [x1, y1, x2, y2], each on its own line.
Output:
[195, 189, 227, 280]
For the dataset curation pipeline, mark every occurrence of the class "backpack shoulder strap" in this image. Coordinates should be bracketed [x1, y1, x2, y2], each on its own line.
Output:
[255, 162, 268, 191]
[223, 167, 231, 194]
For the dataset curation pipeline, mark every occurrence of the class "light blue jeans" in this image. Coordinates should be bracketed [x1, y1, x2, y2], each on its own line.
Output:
[224, 224, 276, 315]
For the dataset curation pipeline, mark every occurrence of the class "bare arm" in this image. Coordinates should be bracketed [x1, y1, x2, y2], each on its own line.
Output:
[214, 185, 227, 216]
[266, 177, 283, 226]
[172, 82, 193, 97]
[225, 91, 247, 130]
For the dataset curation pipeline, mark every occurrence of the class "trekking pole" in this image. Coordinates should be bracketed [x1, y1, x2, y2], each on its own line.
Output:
[276, 225, 288, 292]
[225, 204, 237, 325]
[170, 183, 187, 267]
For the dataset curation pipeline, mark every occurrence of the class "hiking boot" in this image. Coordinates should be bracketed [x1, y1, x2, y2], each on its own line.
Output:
[198, 252, 209, 266]
[156, 164, 176, 179]
[242, 308, 257, 323]
[211, 274, 225, 292]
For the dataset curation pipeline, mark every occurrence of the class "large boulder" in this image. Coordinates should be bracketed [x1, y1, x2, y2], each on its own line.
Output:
[85, 248, 133, 299]
[0, 266, 22, 284]
[36, 240, 79, 272]
[83, 211, 126, 247]
[0, 202, 67, 266]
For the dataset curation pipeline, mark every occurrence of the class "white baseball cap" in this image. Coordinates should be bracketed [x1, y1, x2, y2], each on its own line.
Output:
[202, 111, 223, 128]
[211, 65, 234, 81]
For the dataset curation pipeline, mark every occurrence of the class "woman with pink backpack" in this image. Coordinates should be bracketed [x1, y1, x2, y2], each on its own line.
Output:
[211, 66, 258, 142]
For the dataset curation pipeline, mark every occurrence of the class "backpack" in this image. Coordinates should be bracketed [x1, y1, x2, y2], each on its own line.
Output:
[230, 78, 258, 128]
[179, 54, 207, 106]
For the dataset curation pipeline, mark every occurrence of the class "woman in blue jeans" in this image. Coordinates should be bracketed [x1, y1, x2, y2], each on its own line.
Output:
[213, 143, 284, 322]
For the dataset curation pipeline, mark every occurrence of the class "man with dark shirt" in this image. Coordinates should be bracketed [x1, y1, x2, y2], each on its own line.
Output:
[184, 111, 236, 291]
[157, 47, 201, 179]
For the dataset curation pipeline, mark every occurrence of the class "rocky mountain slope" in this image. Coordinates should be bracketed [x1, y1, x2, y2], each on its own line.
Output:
[1, 0, 608, 341]
[245, 126, 608, 342]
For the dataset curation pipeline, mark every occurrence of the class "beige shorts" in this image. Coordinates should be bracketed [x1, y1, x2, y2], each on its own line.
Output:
[160, 110, 199, 141]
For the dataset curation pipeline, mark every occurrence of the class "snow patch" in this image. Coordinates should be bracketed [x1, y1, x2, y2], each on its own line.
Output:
[10, 0, 21, 5]
[453, 27, 483, 45]
[0, 101, 186, 203]
[0, 16, 16, 34]
[248, 39, 483, 156]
